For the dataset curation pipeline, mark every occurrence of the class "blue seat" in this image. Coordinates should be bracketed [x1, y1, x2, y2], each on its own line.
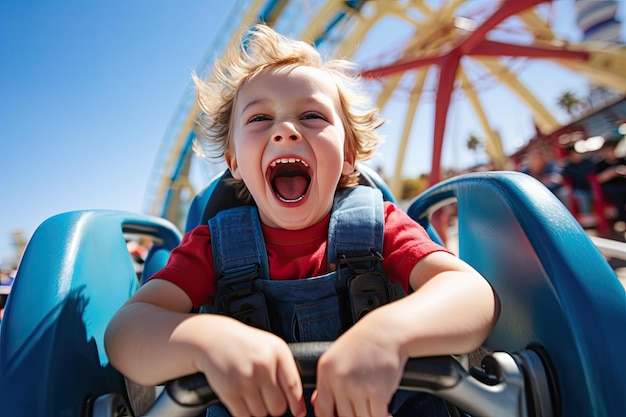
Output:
[0, 210, 181, 416]
[0, 164, 396, 416]
[407, 171, 626, 417]
[2, 170, 624, 416]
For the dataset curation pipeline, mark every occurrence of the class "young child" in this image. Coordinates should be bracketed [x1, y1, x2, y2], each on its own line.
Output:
[105, 24, 498, 417]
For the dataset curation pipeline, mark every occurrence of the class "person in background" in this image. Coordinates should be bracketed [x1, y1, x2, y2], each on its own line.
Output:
[561, 145, 596, 225]
[595, 139, 626, 232]
[521, 146, 567, 204]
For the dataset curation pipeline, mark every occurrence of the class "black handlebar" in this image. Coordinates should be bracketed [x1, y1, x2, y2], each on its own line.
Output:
[164, 341, 464, 408]
[125, 341, 554, 417]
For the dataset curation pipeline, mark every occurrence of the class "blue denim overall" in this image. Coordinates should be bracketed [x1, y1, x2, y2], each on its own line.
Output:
[205, 186, 449, 417]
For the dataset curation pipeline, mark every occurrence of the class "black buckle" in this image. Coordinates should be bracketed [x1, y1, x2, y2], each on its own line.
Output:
[337, 249, 406, 322]
[217, 264, 271, 331]
[217, 264, 260, 298]
[337, 249, 387, 321]
[337, 248, 384, 274]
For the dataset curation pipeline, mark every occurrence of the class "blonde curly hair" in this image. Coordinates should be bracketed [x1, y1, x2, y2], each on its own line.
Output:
[193, 24, 384, 201]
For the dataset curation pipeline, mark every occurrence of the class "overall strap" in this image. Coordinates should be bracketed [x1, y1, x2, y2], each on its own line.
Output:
[327, 185, 384, 271]
[209, 205, 270, 290]
[209, 206, 272, 329]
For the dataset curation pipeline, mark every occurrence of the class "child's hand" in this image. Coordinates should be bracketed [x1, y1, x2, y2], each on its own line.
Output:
[195, 320, 306, 417]
[311, 324, 405, 417]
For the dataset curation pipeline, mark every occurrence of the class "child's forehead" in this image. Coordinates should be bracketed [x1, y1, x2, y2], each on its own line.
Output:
[237, 65, 342, 105]
[250, 65, 335, 88]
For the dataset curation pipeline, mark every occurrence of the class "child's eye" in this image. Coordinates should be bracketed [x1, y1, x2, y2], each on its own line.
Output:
[301, 112, 327, 121]
[247, 114, 271, 123]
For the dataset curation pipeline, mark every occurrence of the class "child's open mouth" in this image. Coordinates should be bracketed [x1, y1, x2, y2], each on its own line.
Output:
[268, 158, 312, 203]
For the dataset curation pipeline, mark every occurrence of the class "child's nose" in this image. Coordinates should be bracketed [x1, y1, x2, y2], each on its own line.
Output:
[273, 134, 299, 141]
[273, 122, 301, 142]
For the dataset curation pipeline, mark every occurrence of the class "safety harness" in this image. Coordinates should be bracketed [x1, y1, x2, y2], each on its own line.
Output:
[207, 185, 405, 341]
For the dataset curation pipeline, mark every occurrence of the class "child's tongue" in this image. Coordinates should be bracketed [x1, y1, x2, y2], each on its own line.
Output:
[274, 175, 308, 201]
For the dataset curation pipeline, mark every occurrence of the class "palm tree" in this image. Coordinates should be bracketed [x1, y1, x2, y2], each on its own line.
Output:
[467, 134, 481, 151]
[466, 134, 482, 165]
[557, 90, 582, 116]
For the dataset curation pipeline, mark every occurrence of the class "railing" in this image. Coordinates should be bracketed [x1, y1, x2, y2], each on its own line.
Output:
[590, 235, 626, 261]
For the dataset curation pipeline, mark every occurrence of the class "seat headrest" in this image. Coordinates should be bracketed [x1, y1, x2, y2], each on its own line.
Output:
[193, 165, 396, 228]
[200, 170, 254, 225]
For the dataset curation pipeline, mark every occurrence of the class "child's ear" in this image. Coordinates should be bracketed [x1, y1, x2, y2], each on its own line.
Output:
[225, 151, 243, 180]
[342, 153, 356, 175]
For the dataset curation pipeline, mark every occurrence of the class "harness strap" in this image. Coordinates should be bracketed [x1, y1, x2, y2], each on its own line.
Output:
[209, 205, 270, 292]
[327, 186, 384, 271]
[210, 186, 384, 282]
[208, 186, 389, 328]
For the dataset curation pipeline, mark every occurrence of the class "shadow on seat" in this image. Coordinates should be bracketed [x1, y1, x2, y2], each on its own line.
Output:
[407, 171, 626, 417]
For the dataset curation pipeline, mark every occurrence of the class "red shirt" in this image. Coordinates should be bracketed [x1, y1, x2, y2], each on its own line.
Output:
[151, 202, 450, 309]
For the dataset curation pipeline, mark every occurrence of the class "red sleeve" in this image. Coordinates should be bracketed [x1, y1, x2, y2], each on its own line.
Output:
[148, 225, 216, 309]
[381, 202, 453, 292]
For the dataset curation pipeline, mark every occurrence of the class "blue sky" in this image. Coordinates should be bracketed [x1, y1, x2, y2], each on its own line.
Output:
[0, 1, 239, 266]
[0, 0, 624, 267]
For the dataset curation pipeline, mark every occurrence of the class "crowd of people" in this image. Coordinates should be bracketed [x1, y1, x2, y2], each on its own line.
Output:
[519, 135, 626, 237]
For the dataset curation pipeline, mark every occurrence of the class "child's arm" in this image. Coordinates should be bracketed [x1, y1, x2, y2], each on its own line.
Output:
[312, 251, 498, 417]
[104, 279, 306, 417]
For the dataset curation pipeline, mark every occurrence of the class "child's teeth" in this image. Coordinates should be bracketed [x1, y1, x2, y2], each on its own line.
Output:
[270, 158, 308, 166]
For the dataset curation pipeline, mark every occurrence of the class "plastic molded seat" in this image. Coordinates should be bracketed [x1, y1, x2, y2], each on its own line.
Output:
[0, 210, 181, 416]
[4, 169, 623, 416]
[407, 171, 626, 417]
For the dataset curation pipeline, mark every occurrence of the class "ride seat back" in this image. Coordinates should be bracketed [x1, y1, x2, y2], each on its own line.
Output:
[0, 211, 181, 416]
[407, 171, 626, 417]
